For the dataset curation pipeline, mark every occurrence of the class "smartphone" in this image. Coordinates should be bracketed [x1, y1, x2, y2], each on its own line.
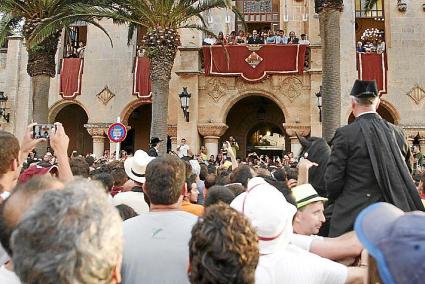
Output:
[33, 124, 55, 139]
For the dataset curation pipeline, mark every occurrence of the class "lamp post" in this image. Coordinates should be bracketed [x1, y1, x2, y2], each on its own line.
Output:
[316, 87, 322, 123]
[179, 87, 191, 122]
[0, 92, 10, 123]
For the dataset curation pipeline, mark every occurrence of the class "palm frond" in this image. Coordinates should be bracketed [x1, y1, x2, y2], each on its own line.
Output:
[0, 13, 18, 46]
[363, 0, 378, 11]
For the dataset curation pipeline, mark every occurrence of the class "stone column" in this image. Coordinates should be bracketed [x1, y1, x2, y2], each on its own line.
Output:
[283, 124, 311, 157]
[84, 123, 109, 159]
[198, 123, 229, 158]
[168, 125, 178, 152]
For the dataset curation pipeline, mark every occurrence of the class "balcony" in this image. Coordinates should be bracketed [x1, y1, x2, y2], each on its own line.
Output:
[203, 44, 308, 82]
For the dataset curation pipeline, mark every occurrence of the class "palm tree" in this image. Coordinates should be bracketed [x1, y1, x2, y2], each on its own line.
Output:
[315, 0, 343, 142]
[72, 0, 242, 154]
[0, 0, 111, 132]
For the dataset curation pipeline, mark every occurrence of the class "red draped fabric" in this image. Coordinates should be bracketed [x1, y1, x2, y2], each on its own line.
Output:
[203, 45, 307, 82]
[60, 58, 84, 99]
[357, 53, 387, 95]
[133, 57, 152, 102]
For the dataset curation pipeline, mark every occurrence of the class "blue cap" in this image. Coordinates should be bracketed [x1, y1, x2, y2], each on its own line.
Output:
[355, 202, 425, 284]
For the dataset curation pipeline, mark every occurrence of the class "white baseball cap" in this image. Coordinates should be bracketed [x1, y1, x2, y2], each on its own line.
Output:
[230, 177, 297, 254]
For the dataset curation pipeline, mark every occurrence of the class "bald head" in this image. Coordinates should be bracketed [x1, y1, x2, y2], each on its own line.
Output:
[0, 175, 63, 256]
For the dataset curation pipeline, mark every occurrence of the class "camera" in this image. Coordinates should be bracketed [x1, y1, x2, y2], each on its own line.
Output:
[33, 124, 56, 139]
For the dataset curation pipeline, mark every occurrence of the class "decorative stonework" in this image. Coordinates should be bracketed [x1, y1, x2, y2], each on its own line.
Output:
[407, 85, 425, 105]
[281, 77, 303, 102]
[198, 123, 229, 138]
[96, 86, 115, 106]
[283, 123, 311, 137]
[84, 123, 110, 137]
[245, 52, 263, 69]
[397, 0, 407, 12]
[205, 78, 230, 103]
[167, 124, 177, 137]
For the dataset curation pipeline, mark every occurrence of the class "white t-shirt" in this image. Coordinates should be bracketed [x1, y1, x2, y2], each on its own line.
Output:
[0, 265, 21, 284]
[256, 244, 347, 284]
[112, 191, 149, 214]
[291, 234, 324, 251]
[177, 144, 190, 158]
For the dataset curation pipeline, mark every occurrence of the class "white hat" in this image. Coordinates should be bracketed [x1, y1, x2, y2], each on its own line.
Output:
[230, 177, 297, 255]
[124, 150, 155, 183]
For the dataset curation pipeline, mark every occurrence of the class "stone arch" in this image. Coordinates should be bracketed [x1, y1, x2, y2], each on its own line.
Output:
[120, 99, 151, 125]
[48, 99, 89, 123]
[219, 90, 289, 123]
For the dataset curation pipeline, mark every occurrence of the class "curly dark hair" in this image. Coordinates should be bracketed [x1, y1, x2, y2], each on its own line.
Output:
[189, 203, 259, 284]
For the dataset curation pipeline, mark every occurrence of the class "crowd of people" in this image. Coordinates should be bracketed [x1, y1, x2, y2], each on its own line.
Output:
[356, 39, 386, 54]
[203, 29, 310, 45]
[0, 80, 425, 284]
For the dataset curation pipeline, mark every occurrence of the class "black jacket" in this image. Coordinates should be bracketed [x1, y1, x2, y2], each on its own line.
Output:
[325, 113, 419, 237]
[247, 37, 264, 44]
[147, 147, 158, 157]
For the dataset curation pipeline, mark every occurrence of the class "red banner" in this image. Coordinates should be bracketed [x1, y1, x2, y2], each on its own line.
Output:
[203, 45, 307, 82]
[357, 53, 387, 95]
[60, 58, 83, 99]
[133, 57, 152, 102]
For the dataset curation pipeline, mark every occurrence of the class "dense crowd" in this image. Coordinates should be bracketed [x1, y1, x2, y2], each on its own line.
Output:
[0, 80, 425, 284]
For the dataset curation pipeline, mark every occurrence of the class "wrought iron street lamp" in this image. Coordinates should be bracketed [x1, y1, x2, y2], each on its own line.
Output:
[0, 92, 10, 123]
[316, 87, 322, 123]
[179, 87, 191, 122]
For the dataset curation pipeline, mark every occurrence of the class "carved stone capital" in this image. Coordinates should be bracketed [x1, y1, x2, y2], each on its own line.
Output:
[198, 123, 229, 138]
[401, 126, 425, 139]
[168, 124, 177, 137]
[283, 123, 311, 137]
[84, 123, 110, 137]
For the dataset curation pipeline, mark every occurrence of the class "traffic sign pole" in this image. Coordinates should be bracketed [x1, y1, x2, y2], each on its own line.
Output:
[116, 117, 120, 160]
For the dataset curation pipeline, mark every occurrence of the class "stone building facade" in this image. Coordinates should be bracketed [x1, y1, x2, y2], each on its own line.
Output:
[0, 0, 424, 158]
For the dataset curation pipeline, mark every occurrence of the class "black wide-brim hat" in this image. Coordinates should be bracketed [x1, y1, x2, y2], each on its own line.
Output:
[150, 137, 163, 145]
[350, 80, 379, 98]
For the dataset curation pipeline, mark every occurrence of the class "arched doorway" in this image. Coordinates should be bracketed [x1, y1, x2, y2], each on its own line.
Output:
[55, 104, 92, 155]
[348, 103, 397, 124]
[122, 103, 151, 154]
[223, 96, 286, 157]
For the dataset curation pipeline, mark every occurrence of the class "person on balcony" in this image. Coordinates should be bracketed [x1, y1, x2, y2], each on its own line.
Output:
[77, 42, 85, 59]
[356, 41, 365, 53]
[202, 34, 216, 45]
[276, 30, 288, 44]
[288, 31, 299, 44]
[236, 30, 247, 44]
[247, 30, 264, 44]
[265, 30, 277, 44]
[227, 31, 237, 45]
[214, 32, 227, 45]
[376, 39, 386, 54]
[299, 34, 311, 45]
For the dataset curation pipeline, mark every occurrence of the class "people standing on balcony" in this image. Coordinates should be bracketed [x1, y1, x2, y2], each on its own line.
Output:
[214, 32, 227, 45]
[77, 42, 85, 59]
[202, 34, 216, 45]
[247, 30, 264, 44]
[356, 41, 365, 53]
[227, 31, 237, 45]
[288, 31, 299, 44]
[235, 30, 247, 44]
[299, 34, 311, 45]
[276, 30, 289, 44]
[265, 30, 277, 44]
[376, 39, 386, 54]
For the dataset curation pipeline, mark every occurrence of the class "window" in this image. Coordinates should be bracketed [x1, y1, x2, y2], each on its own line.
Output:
[63, 24, 87, 58]
[355, 0, 384, 18]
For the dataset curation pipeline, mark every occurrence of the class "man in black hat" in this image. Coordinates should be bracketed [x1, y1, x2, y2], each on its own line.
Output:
[147, 137, 163, 157]
[325, 80, 424, 237]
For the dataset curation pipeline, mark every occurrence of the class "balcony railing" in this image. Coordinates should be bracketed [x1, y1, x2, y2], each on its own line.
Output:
[203, 44, 308, 82]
